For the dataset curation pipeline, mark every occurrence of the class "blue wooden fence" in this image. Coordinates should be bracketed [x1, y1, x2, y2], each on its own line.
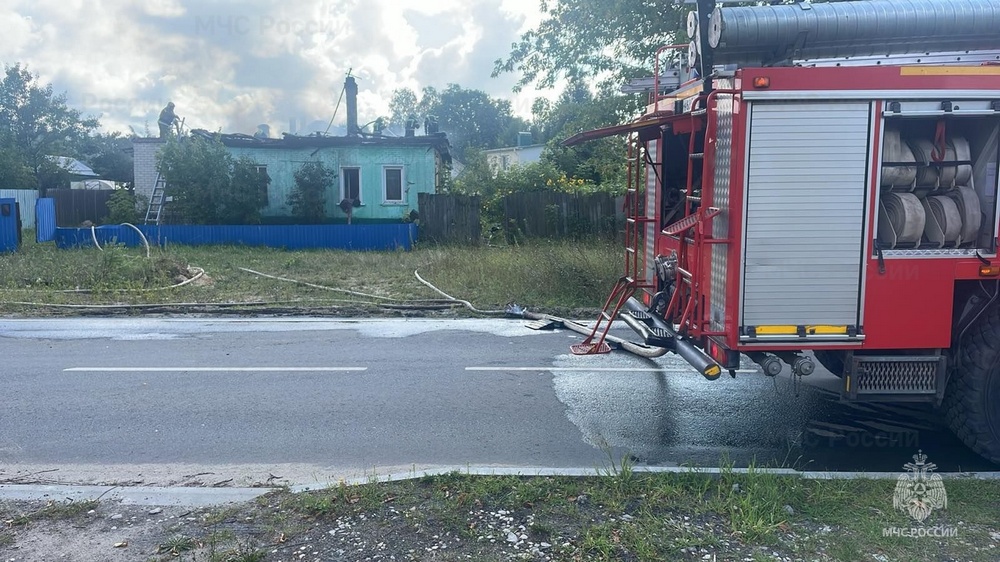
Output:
[54, 223, 418, 251]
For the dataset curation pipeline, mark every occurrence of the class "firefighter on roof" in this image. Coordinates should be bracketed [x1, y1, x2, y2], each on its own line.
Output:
[158, 102, 180, 138]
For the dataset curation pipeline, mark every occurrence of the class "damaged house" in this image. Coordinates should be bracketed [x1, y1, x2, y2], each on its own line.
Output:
[132, 77, 451, 224]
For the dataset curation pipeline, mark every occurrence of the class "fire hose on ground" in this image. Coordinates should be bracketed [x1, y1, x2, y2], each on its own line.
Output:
[413, 269, 669, 359]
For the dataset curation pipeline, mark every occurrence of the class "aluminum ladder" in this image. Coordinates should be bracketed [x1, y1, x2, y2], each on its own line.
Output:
[144, 173, 167, 225]
[571, 137, 656, 355]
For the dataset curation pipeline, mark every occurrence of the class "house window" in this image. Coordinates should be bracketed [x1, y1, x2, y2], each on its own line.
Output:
[383, 166, 404, 204]
[254, 165, 269, 198]
[341, 167, 361, 204]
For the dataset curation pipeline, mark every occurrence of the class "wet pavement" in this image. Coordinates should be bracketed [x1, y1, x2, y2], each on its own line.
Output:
[0, 318, 995, 485]
[551, 348, 994, 473]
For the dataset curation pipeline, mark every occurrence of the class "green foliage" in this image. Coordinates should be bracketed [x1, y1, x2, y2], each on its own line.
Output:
[0, 63, 138, 199]
[388, 88, 418, 128]
[288, 160, 335, 224]
[387, 85, 526, 159]
[454, 150, 606, 227]
[0, 63, 99, 175]
[0, 146, 36, 190]
[536, 80, 639, 192]
[35, 157, 72, 193]
[76, 132, 134, 185]
[492, 0, 687, 91]
[229, 155, 271, 222]
[104, 188, 141, 224]
[156, 134, 269, 225]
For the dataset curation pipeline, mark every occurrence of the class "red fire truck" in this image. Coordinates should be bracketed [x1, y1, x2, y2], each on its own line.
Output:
[564, 0, 1000, 464]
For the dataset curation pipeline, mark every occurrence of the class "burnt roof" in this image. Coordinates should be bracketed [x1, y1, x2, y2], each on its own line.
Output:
[190, 128, 451, 156]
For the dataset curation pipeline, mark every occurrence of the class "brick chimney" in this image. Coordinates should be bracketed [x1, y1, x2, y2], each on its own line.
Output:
[345, 76, 358, 137]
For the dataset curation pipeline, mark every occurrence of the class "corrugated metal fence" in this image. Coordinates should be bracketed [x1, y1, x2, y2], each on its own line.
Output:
[417, 193, 481, 244]
[418, 191, 623, 244]
[0, 190, 38, 229]
[47, 188, 114, 227]
[35, 198, 57, 242]
[54, 223, 418, 251]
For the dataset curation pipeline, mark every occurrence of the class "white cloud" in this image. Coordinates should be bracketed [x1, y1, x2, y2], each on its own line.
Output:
[2, 0, 557, 137]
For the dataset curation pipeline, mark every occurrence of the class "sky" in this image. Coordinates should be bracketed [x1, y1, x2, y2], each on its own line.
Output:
[0, 0, 554, 137]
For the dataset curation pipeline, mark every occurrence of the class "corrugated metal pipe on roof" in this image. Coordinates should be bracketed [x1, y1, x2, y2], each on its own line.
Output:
[702, 0, 1000, 65]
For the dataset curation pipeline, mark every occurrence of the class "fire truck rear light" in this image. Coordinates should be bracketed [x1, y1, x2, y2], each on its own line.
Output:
[752, 77, 770, 89]
[979, 265, 1000, 277]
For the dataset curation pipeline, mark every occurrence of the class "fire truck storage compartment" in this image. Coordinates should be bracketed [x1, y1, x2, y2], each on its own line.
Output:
[877, 103, 999, 253]
[740, 101, 872, 338]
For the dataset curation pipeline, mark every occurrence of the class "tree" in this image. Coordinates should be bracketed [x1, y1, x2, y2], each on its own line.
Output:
[493, 0, 686, 91]
[421, 84, 520, 158]
[454, 149, 600, 226]
[104, 188, 141, 224]
[288, 161, 335, 224]
[416, 86, 441, 120]
[387, 85, 523, 158]
[388, 88, 419, 128]
[76, 132, 135, 186]
[36, 158, 73, 193]
[532, 79, 640, 192]
[0, 63, 99, 185]
[0, 147, 35, 190]
[156, 134, 269, 225]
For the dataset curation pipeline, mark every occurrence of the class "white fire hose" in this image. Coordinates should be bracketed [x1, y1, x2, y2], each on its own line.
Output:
[879, 192, 925, 248]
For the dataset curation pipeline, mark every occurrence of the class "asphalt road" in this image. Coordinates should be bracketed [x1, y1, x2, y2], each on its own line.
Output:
[0, 317, 995, 487]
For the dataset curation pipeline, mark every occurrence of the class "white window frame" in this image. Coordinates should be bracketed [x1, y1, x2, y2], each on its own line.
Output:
[340, 166, 361, 205]
[382, 165, 405, 204]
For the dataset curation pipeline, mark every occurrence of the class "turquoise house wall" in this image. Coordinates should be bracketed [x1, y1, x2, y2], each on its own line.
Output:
[228, 145, 440, 222]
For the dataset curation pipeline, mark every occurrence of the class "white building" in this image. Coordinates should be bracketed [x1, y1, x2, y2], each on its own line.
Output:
[483, 133, 545, 175]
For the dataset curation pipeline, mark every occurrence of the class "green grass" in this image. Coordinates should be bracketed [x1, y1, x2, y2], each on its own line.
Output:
[4, 472, 993, 561]
[2, 499, 98, 527]
[0, 235, 624, 315]
[241, 470, 1000, 561]
[156, 534, 197, 555]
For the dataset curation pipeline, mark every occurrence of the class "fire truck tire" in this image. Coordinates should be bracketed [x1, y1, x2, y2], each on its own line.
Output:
[813, 350, 846, 378]
[943, 308, 1000, 465]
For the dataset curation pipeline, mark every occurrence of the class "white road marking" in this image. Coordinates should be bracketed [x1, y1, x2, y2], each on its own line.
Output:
[64, 367, 367, 372]
[466, 367, 759, 373]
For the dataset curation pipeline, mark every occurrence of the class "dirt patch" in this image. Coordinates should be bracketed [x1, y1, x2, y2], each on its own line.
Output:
[1, 501, 250, 562]
[3, 473, 998, 562]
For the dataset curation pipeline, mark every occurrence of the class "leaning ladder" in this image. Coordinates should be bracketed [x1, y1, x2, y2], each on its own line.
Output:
[570, 136, 654, 355]
[144, 173, 167, 225]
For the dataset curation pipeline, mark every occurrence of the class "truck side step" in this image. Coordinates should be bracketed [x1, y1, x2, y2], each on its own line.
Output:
[626, 309, 653, 323]
[843, 355, 947, 403]
[621, 297, 723, 380]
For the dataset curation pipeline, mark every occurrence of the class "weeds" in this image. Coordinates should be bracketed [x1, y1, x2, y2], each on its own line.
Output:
[4, 473, 997, 562]
[223, 544, 266, 562]
[157, 534, 196, 555]
[5, 499, 97, 527]
[0, 237, 623, 314]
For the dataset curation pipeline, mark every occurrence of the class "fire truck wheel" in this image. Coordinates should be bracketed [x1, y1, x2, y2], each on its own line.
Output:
[813, 350, 846, 378]
[943, 308, 1000, 465]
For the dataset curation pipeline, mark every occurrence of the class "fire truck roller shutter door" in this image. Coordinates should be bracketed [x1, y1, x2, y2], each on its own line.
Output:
[741, 101, 869, 331]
